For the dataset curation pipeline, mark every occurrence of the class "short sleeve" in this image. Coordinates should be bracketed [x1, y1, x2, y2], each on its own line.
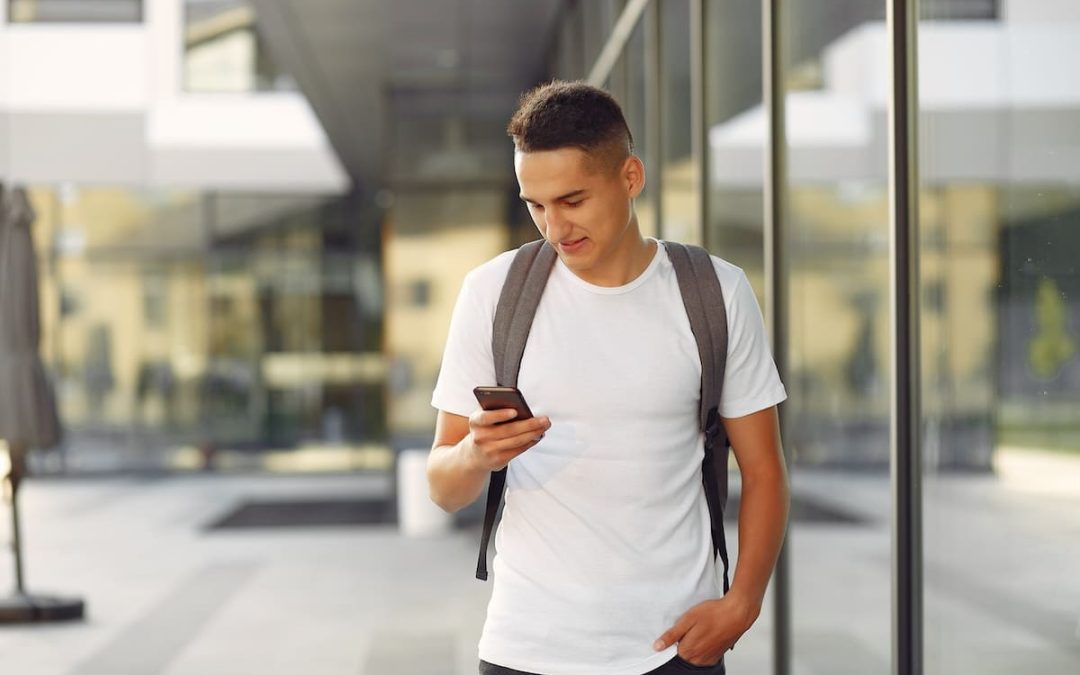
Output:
[718, 271, 788, 418]
[430, 270, 499, 417]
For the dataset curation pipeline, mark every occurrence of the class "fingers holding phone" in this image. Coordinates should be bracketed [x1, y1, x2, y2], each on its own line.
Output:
[467, 409, 547, 471]
[468, 387, 550, 472]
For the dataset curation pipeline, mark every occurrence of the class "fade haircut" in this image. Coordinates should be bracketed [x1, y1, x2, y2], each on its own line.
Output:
[507, 80, 634, 175]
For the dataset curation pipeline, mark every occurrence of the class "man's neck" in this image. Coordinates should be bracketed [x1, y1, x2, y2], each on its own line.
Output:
[574, 233, 657, 288]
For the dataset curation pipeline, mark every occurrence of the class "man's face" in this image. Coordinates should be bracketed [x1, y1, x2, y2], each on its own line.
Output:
[515, 146, 644, 279]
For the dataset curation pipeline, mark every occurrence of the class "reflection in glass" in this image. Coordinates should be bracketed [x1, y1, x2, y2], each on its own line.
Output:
[183, 0, 296, 93]
[383, 187, 508, 446]
[625, 13, 656, 239]
[920, 4, 1080, 672]
[781, 3, 893, 672]
[31, 187, 385, 474]
[705, 0, 764, 283]
[703, 3, 769, 666]
[660, 0, 694, 244]
[554, 1, 585, 81]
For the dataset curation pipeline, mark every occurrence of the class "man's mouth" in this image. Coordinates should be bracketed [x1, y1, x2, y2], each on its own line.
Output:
[559, 237, 587, 251]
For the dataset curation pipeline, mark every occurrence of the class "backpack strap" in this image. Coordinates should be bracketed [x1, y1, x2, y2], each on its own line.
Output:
[476, 239, 557, 580]
[662, 241, 732, 594]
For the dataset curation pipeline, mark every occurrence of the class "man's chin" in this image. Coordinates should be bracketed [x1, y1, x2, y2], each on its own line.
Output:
[556, 251, 591, 269]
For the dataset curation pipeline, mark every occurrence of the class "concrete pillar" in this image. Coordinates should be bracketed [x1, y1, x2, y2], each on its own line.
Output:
[396, 449, 452, 536]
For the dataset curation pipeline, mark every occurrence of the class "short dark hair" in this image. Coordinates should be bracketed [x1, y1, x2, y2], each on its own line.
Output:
[507, 80, 634, 173]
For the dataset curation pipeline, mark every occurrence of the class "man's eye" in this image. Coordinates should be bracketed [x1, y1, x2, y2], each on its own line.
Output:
[565, 200, 583, 208]
[530, 203, 544, 211]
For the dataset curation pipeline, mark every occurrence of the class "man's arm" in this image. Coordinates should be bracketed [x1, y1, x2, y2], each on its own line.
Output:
[724, 404, 790, 620]
[427, 408, 551, 513]
[653, 405, 789, 665]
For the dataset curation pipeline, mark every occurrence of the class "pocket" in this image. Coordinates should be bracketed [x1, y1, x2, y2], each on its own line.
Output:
[672, 654, 726, 673]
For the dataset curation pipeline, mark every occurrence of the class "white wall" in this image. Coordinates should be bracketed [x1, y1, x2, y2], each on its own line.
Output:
[1, 26, 149, 111]
[0, 0, 348, 192]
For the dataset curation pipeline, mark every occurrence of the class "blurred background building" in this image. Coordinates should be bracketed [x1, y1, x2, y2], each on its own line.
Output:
[1, 0, 1077, 673]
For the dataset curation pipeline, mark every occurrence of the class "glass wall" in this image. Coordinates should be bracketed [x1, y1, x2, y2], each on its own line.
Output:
[183, 0, 296, 93]
[379, 63, 529, 451]
[581, 0, 619, 76]
[705, 0, 765, 288]
[568, 0, 1080, 673]
[382, 185, 508, 449]
[31, 187, 386, 473]
[626, 11, 657, 238]
[659, 0, 694, 244]
[920, 2, 1080, 672]
[782, 3, 893, 672]
[553, 1, 585, 81]
[703, 1, 773, 670]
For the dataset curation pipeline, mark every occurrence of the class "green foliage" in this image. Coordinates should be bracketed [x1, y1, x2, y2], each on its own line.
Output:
[1028, 277, 1076, 378]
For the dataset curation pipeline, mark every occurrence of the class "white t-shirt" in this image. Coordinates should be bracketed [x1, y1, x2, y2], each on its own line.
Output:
[431, 238, 787, 675]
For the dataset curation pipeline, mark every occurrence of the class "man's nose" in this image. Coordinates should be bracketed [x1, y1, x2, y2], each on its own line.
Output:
[544, 209, 569, 238]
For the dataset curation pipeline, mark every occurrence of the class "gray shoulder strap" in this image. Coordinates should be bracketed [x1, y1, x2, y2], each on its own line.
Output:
[664, 239, 734, 595]
[477, 238, 557, 581]
[492, 239, 558, 387]
[662, 241, 729, 431]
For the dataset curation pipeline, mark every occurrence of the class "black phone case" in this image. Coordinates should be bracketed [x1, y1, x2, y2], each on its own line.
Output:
[473, 386, 534, 422]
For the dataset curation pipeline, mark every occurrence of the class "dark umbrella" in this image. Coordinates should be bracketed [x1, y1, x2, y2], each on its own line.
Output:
[0, 182, 84, 622]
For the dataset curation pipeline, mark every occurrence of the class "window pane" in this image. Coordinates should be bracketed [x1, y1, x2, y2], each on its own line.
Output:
[183, 0, 297, 93]
[554, 1, 586, 80]
[7, 0, 141, 23]
[783, 2, 892, 672]
[32, 187, 386, 473]
[581, 0, 604, 75]
[660, 0, 694, 243]
[626, 14, 657, 238]
[383, 186, 508, 441]
[706, 0, 764, 280]
[703, 4, 773, 668]
[919, 3, 1080, 672]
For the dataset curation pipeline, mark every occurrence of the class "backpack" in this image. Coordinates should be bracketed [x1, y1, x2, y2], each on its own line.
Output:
[475, 238, 733, 597]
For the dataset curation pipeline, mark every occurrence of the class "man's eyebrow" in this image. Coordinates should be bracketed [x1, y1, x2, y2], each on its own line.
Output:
[519, 189, 588, 204]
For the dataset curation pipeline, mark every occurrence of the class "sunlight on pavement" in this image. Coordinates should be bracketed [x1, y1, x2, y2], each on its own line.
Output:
[994, 446, 1080, 498]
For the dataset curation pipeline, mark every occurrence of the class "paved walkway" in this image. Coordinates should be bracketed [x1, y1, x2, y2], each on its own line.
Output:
[0, 451, 1076, 674]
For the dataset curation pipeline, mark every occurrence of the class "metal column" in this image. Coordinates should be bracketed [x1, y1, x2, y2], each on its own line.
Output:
[690, 0, 707, 246]
[763, 1, 791, 674]
[644, 0, 663, 237]
[888, 1, 923, 674]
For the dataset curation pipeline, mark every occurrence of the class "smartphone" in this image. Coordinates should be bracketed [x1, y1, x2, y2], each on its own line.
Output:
[473, 386, 534, 424]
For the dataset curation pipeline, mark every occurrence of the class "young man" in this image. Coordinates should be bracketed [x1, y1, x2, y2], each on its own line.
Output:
[427, 81, 789, 675]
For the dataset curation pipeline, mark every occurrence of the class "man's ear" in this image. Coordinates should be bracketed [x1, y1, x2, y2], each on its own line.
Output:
[623, 155, 646, 199]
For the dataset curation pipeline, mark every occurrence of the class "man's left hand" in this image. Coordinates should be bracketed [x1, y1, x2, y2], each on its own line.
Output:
[652, 593, 760, 666]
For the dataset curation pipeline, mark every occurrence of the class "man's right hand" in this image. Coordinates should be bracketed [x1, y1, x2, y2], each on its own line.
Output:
[465, 408, 551, 472]
[428, 407, 550, 512]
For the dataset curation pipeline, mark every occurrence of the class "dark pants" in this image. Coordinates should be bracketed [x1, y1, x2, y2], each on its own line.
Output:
[480, 655, 726, 675]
